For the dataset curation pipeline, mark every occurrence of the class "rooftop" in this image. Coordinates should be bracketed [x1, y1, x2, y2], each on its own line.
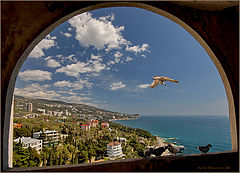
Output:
[81, 124, 90, 126]
[107, 141, 120, 146]
[14, 137, 41, 144]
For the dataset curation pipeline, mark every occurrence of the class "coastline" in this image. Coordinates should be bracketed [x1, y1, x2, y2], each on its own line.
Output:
[109, 117, 139, 121]
[112, 118, 175, 156]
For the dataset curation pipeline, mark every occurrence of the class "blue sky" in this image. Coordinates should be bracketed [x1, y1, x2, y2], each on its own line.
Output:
[14, 7, 228, 116]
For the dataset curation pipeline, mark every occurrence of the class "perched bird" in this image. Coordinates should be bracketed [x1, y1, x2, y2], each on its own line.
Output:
[196, 144, 212, 155]
[143, 147, 154, 158]
[152, 146, 168, 157]
[150, 76, 179, 88]
[167, 144, 184, 156]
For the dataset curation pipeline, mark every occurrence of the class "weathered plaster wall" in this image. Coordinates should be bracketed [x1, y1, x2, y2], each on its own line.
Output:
[1, 1, 239, 171]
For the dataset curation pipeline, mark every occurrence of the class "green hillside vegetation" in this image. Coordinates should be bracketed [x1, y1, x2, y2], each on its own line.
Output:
[13, 115, 157, 167]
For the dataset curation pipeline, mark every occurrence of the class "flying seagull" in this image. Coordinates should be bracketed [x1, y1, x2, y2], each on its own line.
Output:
[150, 76, 179, 88]
[195, 144, 212, 155]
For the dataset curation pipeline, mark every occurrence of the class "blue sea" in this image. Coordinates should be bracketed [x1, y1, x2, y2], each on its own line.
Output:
[115, 115, 232, 154]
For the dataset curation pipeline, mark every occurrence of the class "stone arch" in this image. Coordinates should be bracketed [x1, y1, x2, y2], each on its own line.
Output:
[2, 1, 238, 171]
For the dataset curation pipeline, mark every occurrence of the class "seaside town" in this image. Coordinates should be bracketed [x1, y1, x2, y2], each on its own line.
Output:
[13, 95, 183, 168]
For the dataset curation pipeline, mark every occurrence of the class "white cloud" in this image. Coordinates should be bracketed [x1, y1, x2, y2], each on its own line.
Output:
[68, 12, 130, 51]
[65, 54, 78, 63]
[56, 54, 106, 77]
[68, 27, 72, 31]
[60, 31, 72, 38]
[99, 13, 115, 22]
[126, 43, 149, 53]
[138, 84, 150, 88]
[56, 54, 63, 58]
[19, 70, 52, 81]
[28, 34, 56, 58]
[57, 90, 77, 96]
[110, 81, 126, 90]
[53, 79, 92, 90]
[56, 62, 91, 77]
[59, 95, 91, 103]
[45, 56, 52, 61]
[72, 79, 92, 90]
[14, 83, 60, 100]
[46, 59, 61, 68]
[126, 56, 133, 62]
[53, 80, 72, 87]
[114, 51, 123, 63]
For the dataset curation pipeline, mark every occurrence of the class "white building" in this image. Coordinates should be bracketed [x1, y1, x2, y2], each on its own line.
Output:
[37, 108, 45, 114]
[25, 103, 32, 112]
[115, 137, 127, 145]
[47, 111, 53, 115]
[14, 137, 42, 151]
[33, 130, 60, 146]
[107, 141, 123, 158]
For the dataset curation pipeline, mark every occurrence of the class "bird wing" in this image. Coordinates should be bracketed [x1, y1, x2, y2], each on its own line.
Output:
[150, 79, 160, 88]
[153, 76, 162, 80]
[161, 76, 179, 83]
[198, 146, 210, 153]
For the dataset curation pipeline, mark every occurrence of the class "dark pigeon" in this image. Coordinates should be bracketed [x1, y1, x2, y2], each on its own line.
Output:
[167, 144, 184, 156]
[196, 144, 212, 155]
[152, 146, 168, 157]
[143, 147, 154, 158]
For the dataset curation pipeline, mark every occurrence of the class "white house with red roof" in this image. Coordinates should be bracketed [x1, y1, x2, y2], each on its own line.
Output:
[107, 141, 123, 158]
[81, 124, 91, 131]
[87, 120, 99, 127]
[101, 122, 109, 128]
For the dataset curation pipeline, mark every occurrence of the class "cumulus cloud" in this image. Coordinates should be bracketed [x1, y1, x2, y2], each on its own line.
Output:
[56, 62, 91, 77]
[14, 83, 60, 100]
[72, 79, 92, 90]
[56, 54, 106, 77]
[138, 84, 150, 88]
[19, 70, 52, 81]
[114, 51, 123, 63]
[68, 12, 130, 51]
[59, 95, 91, 103]
[126, 56, 133, 62]
[64, 54, 78, 63]
[110, 81, 126, 90]
[60, 31, 72, 38]
[53, 80, 72, 87]
[28, 34, 56, 58]
[99, 13, 115, 22]
[126, 43, 149, 53]
[46, 59, 61, 68]
[56, 54, 63, 58]
[57, 90, 78, 96]
[53, 79, 92, 90]
[45, 56, 52, 61]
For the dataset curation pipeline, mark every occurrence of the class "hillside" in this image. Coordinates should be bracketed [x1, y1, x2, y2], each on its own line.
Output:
[14, 95, 140, 121]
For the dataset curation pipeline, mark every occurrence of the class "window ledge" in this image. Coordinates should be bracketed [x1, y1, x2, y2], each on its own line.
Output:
[7, 151, 239, 172]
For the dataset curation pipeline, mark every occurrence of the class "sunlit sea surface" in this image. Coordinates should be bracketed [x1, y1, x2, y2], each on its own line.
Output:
[115, 115, 232, 154]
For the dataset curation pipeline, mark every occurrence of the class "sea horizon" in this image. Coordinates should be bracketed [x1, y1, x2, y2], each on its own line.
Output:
[139, 114, 228, 117]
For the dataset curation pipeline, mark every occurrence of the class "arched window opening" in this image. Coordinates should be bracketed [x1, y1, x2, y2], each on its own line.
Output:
[11, 7, 232, 168]
[2, 2, 238, 172]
